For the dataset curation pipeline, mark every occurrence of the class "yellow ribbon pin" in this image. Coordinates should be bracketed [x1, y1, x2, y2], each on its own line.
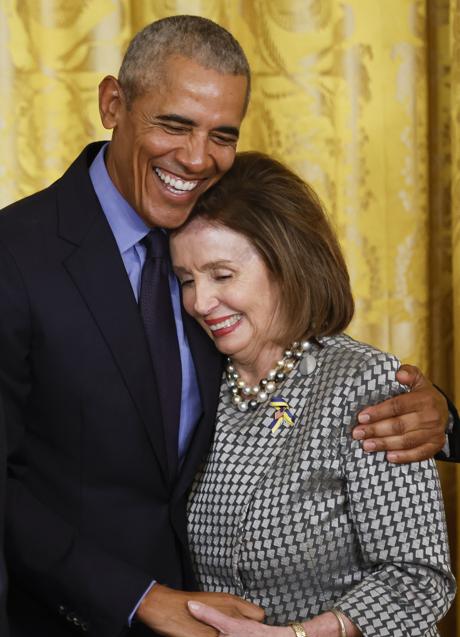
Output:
[270, 396, 295, 433]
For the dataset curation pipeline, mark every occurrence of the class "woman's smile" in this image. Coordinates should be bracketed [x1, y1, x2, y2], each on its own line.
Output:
[205, 313, 243, 337]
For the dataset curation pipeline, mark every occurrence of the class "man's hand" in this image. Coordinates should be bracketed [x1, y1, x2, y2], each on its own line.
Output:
[136, 583, 264, 637]
[187, 602, 286, 637]
[352, 364, 448, 463]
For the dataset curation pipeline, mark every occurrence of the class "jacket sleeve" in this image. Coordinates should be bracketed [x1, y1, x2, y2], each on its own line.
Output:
[334, 351, 456, 637]
[0, 240, 152, 637]
[447, 395, 460, 460]
[434, 388, 460, 462]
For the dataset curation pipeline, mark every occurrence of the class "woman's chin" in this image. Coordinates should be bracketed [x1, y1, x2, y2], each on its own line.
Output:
[208, 331, 242, 358]
[213, 340, 236, 357]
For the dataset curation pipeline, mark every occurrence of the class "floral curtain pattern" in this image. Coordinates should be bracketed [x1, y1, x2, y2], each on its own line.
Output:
[0, 0, 459, 633]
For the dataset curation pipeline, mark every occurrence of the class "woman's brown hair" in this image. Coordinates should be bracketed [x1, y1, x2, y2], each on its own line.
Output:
[180, 151, 354, 344]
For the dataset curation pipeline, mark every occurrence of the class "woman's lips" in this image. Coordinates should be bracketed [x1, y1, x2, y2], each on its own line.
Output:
[205, 314, 242, 338]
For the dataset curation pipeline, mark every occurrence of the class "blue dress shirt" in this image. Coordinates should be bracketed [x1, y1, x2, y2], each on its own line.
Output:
[89, 144, 202, 462]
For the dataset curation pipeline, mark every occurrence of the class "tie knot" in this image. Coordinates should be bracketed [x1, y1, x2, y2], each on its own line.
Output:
[142, 230, 169, 259]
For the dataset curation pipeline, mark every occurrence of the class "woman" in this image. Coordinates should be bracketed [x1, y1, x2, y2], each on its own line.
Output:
[169, 152, 455, 637]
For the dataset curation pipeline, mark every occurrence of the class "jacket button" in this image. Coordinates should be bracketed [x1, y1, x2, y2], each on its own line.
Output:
[81, 622, 89, 632]
[58, 604, 66, 615]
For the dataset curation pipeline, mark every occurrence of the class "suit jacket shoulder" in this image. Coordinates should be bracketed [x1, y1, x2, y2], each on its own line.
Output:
[0, 142, 106, 249]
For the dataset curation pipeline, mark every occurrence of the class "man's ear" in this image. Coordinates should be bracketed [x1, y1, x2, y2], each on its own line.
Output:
[98, 75, 125, 130]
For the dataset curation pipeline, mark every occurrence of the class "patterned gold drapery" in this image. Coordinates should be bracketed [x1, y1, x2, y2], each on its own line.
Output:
[0, 0, 459, 634]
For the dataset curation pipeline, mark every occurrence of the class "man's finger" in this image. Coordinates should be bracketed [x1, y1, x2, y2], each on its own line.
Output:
[386, 444, 440, 464]
[360, 429, 438, 453]
[188, 602, 234, 633]
[356, 388, 439, 425]
[358, 394, 409, 424]
[353, 413, 438, 441]
[353, 417, 406, 440]
[396, 364, 425, 389]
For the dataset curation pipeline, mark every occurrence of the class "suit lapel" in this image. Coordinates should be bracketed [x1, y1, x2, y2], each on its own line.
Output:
[57, 144, 169, 483]
[174, 310, 223, 500]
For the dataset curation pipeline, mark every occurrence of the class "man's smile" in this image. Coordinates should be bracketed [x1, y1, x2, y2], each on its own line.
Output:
[154, 167, 199, 194]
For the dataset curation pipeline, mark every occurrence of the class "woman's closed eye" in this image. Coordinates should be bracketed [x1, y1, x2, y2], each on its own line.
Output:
[213, 269, 233, 281]
[179, 277, 194, 287]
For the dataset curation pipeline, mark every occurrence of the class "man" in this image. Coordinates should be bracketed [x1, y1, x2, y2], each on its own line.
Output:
[0, 15, 457, 637]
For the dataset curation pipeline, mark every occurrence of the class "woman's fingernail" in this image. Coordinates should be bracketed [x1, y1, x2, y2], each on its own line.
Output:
[363, 440, 376, 451]
[353, 429, 365, 440]
[358, 413, 370, 423]
[188, 602, 202, 611]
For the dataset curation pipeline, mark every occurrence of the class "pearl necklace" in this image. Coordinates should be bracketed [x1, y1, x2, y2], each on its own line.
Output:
[225, 340, 312, 412]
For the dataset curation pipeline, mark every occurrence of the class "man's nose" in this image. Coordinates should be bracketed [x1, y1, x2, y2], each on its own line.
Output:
[176, 132, 213, 174]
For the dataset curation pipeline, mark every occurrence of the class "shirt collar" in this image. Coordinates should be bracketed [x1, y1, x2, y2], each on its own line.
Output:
[89, 143, 150, 254]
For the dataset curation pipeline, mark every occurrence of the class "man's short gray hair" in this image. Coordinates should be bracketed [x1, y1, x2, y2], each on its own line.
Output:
[118, 15, 251, 109]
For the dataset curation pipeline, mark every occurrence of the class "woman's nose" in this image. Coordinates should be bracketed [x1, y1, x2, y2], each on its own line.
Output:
[193, 283, 218, 317]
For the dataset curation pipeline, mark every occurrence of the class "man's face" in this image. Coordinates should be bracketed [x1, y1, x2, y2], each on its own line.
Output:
[101, 55, 248, 229]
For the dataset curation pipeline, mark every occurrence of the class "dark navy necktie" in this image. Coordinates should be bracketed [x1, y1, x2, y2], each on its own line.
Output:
[139, 230, 182, 478]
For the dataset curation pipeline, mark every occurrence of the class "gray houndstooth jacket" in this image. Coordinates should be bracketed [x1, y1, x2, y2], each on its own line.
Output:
[187, 334, 456, 637]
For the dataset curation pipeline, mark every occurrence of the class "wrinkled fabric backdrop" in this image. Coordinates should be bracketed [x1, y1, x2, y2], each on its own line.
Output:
[0, 0, 459, 634]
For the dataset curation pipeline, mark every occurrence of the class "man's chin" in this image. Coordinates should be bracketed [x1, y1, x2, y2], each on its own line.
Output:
[137, 203, 196, 229]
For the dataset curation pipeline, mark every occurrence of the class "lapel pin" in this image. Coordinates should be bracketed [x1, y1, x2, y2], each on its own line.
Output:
[269, 396, 295, 434]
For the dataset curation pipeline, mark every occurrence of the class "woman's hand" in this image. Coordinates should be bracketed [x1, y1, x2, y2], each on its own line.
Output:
[188, 602, 290, 637]
[188, 603, 361, 637]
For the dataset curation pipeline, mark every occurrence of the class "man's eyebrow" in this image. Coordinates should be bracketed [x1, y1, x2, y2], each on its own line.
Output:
[155, 114, 240, 138]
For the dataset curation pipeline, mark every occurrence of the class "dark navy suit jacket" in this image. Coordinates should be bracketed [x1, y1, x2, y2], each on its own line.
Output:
[0, 143, 223, 637]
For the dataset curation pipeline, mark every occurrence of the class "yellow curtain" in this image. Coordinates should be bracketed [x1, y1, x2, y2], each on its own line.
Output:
[0, 0, 458, 633]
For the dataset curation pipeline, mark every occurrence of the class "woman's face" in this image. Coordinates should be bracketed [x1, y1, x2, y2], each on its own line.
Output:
[170, 218, 282, 367]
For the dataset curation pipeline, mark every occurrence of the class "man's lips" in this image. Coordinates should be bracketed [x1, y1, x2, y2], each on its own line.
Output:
[154, 167, 200, 194]
[205, 314, 242, 336]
